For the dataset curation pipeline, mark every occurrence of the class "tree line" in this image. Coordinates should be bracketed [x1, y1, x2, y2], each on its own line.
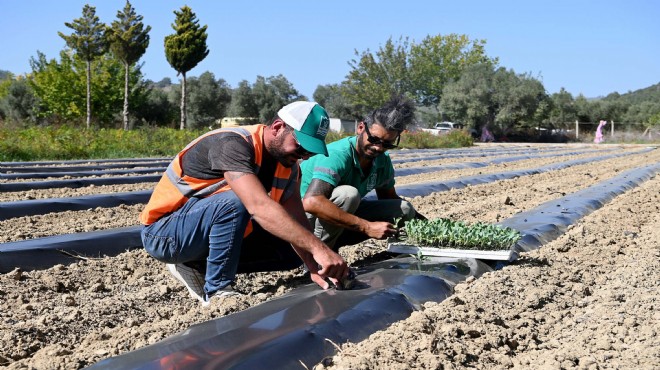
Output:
[1, 3, 659, 136]
[314, 36, 659, 137]
[0, 2, 209, 131]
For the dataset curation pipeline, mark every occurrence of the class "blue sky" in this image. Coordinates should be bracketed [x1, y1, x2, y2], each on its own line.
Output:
[2, 1, 658, 99]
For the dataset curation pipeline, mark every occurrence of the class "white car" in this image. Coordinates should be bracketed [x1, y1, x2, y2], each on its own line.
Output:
[420, 121, 478, 138]
[433, 121, 463, 132]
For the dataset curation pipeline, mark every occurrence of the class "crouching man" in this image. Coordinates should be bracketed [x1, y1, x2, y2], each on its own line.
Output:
[140, 102, 349, 306]
[300, 95, 426, 251]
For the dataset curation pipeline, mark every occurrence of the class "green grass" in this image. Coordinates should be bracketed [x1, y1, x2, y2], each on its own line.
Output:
[0, 126, 204, 161]
[400, 130, 474, 149]
[0, 126, 473, 162]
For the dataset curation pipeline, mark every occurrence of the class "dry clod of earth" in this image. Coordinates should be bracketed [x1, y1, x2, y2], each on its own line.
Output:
[0, 143, 658, 369]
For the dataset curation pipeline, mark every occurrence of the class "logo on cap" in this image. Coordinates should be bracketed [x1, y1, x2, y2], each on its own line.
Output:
[317, 116, 330, 137]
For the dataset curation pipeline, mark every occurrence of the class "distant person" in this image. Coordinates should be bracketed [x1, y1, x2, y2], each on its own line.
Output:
[299, 95, 426, 251]
[139, 101, 349, 306]
[481, 126, 495, 142]
[594, 120, 607, 143]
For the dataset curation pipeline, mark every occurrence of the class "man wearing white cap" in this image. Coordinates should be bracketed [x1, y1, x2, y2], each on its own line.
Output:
[140, 101, 348, 306]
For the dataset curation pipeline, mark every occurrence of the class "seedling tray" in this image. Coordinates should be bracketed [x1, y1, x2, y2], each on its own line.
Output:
[387, 240, 517, 261]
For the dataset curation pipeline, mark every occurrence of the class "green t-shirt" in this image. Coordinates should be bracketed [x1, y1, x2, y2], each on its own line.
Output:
[300, 136, 395, 198]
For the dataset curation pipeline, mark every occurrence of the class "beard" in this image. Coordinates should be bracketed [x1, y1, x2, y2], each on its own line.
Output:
[268, 132, 298, 168]
[356, 133, 380, 160]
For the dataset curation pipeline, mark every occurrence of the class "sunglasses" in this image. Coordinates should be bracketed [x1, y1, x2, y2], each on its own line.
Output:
[292, 132, 314, 157]
[363, 124, 400, 149]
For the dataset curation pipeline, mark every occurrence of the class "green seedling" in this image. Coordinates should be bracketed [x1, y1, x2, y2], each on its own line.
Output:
[409, 250, 429, 261]
[397, 218, 521, 251]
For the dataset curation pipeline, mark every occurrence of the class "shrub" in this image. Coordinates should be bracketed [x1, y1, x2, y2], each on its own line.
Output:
[400, 130, 473, 149]
[0, 126, 203, 161]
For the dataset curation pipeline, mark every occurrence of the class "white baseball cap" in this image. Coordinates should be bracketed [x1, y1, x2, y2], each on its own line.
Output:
[278, 101, 330, 156]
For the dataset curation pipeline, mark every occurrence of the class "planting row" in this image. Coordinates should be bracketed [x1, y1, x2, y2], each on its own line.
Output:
[0, 144, 658, 368]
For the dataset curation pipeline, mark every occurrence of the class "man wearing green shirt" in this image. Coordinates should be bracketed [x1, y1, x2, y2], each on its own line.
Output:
[300, 95, 425, 250]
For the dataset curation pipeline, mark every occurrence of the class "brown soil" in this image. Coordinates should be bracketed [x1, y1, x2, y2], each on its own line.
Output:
[1, 143, 658, 369]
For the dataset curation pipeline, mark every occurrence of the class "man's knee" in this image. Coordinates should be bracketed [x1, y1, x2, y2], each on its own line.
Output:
[331, 185, 361, 213]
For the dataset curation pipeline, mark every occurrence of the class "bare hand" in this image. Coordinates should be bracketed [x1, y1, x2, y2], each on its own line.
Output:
[313, 248, 348, 287]
[366, 221, 397, 239]
[310, 271, 331, 290]
[305, 262, 331, 290]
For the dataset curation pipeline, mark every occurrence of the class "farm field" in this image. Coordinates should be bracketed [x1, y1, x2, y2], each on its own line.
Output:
[0, 143, 658, 369]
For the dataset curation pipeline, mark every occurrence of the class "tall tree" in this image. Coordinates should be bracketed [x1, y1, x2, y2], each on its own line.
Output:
[29, 50, 146, 127]
[409, 34, 497, 108]
[549, 88, 577, 126]
[252, 74, 304, 122]
[29, 50, 85, 124]
[491, 69, 549, 132]
[228, 80, 258, 119]
[0, 77, 38, 126]
[58, 4, 107, 128]
[164, 6, 209, 130]
[623, 101, 660, 125]
[134, 85, 176, 127]
[313, 83, 356, 119]
[441, 64, 549, 136]
[441, 63, 496, 133]
[184, 72, 231, 129]
[107, 0, 151, 130]
[344, 37, 412, 116]
[573, 94, 595, 123]
[343, 34, 497, 120]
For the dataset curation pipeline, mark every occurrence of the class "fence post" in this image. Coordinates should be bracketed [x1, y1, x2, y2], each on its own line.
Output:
[610, 120, 614, 137]
[575, 120, 579, 139]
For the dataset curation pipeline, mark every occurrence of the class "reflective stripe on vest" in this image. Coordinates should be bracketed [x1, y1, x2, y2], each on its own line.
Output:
[139, 125, 296, 231]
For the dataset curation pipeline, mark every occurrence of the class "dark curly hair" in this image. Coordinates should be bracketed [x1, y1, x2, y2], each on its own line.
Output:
[364, 95, 415, 132]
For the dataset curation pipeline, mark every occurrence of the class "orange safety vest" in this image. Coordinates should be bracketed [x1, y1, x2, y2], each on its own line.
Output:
[140, 125, 298, 237]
